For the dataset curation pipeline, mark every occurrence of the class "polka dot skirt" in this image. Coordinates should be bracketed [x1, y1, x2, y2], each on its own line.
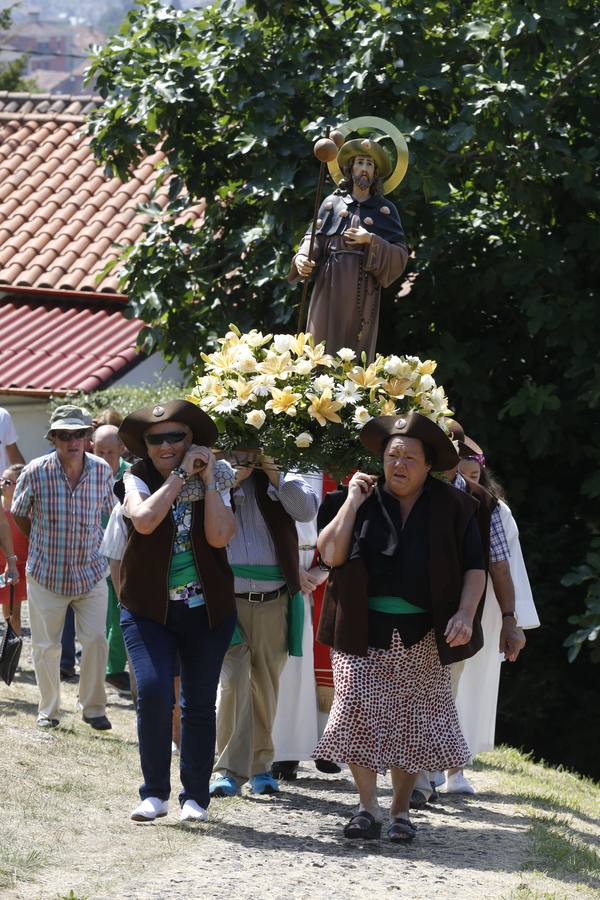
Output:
[313, 629, 471, 775]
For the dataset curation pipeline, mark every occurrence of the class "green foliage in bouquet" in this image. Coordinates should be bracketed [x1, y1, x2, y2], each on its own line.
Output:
[187, 325, 451, 478]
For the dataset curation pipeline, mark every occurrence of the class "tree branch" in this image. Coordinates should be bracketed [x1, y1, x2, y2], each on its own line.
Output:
[312, 0, 336, 31]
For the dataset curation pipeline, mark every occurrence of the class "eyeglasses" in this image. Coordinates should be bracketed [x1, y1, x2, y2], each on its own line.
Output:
[144, 431, 188, 447]
[0, 478, 16, 486]
[52, 429, 90, 441]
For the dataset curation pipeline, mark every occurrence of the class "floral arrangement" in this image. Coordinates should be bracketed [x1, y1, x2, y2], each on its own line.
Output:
[188, 325, 452, 477]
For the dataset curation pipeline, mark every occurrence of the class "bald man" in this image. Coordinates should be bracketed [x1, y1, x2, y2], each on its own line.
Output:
[92, 425, 131, 694]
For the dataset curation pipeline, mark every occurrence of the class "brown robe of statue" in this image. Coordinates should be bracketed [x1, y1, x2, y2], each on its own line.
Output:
[288, 190, 408, 362]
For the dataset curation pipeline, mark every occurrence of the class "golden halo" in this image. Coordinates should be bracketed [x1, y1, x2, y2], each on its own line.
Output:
[327, 116, 409, 195]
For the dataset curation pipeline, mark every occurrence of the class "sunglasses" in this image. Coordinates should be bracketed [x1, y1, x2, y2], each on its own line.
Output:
[0, 478, 16, 486]
[144, 431, 188, 447]
[52, 429, 90, 441]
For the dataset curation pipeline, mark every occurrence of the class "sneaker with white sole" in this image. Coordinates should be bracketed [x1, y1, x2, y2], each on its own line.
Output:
[443, 771, 476, 794]
[180, 800, 208, 822]
[131, 797, 169, 821]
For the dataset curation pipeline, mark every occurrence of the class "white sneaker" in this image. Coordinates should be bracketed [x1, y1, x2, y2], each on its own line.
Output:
[180, 800, 209, 822]
[131, 797, 169, 821]
[443, 772, 476, 794]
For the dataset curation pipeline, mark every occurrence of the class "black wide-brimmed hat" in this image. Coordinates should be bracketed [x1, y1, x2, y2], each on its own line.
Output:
[119, 400, 217, 459]
[360, 412, 459, 470]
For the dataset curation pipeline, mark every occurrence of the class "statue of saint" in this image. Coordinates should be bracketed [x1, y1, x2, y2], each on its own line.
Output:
[288, 135, 408, 362]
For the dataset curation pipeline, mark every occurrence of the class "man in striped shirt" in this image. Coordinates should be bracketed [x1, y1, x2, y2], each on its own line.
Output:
[12, 405, 114, 730]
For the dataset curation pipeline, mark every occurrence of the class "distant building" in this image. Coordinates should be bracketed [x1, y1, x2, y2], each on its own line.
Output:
[5, 10, 103, 95]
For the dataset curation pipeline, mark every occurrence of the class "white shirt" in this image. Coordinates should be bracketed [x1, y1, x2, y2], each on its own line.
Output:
[0, 407, 18, 472]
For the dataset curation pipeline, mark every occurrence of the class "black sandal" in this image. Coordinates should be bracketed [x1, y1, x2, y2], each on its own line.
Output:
[387, 817, 417, 844]
[343, 811, 382, 840]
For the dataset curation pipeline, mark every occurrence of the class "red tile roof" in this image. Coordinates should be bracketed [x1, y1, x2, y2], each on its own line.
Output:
[0, 92, 204, 295]
[0, 295, 144, 395]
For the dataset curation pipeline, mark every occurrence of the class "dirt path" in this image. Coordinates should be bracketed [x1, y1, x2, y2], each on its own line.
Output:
[1, 630, 598, 899]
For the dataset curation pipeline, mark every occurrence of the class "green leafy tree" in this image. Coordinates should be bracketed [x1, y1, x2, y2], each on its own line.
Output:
[86, 0, 600, 776]
[0, 6, 37, 91]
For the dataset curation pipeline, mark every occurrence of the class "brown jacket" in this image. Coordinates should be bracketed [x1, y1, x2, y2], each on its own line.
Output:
[316, 476, 484, 665]
[115, 459, 235, 628]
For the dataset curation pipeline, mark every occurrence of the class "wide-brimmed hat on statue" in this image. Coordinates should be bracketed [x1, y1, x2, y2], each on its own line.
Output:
[336, 137, 393, 180]
[360, 412, 459, 471]
[45, 404, 93, 438]
[119, 400, 217, 459]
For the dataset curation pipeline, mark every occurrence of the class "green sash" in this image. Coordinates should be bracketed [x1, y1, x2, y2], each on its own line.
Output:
[368, 595, 426, 615]
[230, 564, 304, 657]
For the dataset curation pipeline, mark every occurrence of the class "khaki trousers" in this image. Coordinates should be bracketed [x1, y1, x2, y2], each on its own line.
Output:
[215, 591, 288, 783]
[27, 575, 108, 721]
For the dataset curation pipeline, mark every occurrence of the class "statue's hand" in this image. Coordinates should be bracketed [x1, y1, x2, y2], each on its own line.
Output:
[344, 226, 372, 246]
[296, 254, 316, 278]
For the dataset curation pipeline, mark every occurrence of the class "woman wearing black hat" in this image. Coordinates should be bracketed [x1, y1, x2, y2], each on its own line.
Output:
[313, 412, 486, 843]
[115, 400, 237, 823]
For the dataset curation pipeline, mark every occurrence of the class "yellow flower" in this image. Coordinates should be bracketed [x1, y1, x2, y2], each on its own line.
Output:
[259, 351, 293, 378]
[291, 332, 308, 356]
[379, 398, 397, 415]
[304, 341, 335, 368]
[382, 377, 414, 399]
[227, 379, 255, 405]
[200, 346, 239, 375]
[347, 363, 382, 389]
[243, 329, 272, 349]
[306, 388, 343, 426]
[266, 387, 302, 416]
[418, 359, 437, 376]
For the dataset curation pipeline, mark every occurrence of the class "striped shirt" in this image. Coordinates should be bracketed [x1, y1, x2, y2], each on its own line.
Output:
[11, 451, 114, 596]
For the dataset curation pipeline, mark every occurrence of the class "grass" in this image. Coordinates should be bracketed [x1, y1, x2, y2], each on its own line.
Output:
[529, 814, 600, 878]
[0, 841, 46, 890]
[476, 747, 600, 897]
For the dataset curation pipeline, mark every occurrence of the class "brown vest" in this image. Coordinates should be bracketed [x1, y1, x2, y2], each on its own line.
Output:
[317, 476, 484, 665]
[115, 459, 235, 628]
[235, 471, 301, 595]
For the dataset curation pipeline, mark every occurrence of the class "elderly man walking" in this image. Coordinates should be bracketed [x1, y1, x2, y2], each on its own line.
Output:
[11, 406, 114, 730]
[91, 424, 131, 694]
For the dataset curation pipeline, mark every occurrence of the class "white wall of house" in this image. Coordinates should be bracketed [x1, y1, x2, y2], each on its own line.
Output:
[1, 353, 184, 463]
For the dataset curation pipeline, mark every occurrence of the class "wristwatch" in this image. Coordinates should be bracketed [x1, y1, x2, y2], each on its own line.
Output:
[502, 611, 518, 624]
[171, 466, 190, 483]
[204, 482, 218, 492]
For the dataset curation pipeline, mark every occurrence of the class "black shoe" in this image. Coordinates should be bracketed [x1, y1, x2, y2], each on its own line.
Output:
[105, 672, 131, 694]
[60, 667, 78, 683]
[315, 759, 342, 774]
[83, 714, 112, 731]
[272, 760, 299, 781]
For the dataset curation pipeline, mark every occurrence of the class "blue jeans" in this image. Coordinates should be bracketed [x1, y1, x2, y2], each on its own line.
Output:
[121, 603, 235, 808]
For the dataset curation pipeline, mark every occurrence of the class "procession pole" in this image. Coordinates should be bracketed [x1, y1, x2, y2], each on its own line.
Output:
[297, 126, 331, 334]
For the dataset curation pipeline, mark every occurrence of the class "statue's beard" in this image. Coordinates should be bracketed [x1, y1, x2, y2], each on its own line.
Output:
[352, 173, 373, 190]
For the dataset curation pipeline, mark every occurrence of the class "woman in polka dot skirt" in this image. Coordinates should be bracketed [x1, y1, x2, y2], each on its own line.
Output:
[314, 413, 486, 843]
